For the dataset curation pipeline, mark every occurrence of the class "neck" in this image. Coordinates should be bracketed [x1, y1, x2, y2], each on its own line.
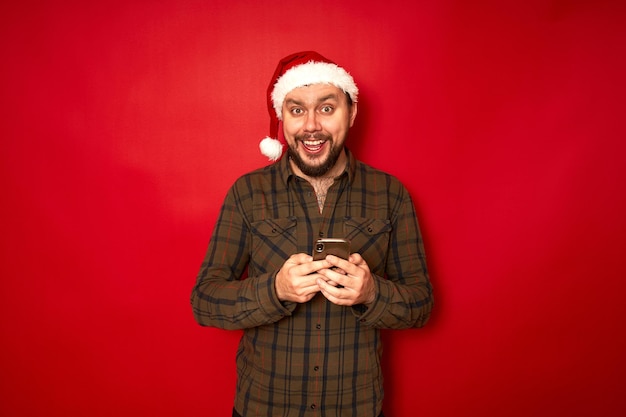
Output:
[290, 151, 347, 213]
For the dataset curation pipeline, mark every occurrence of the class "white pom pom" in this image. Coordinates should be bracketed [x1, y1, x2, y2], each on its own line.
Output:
[259, 137, 283, 161]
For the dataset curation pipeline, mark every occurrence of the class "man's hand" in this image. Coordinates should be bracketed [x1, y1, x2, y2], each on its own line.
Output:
[275, 253, 327, 303]
[316, 253, 376, 306]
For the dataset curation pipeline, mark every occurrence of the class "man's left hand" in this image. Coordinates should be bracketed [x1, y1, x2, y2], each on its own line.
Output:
[316, 253, 376, 306]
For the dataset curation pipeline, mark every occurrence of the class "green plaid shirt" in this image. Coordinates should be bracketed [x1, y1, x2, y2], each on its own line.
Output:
[191, 150, 433, 417]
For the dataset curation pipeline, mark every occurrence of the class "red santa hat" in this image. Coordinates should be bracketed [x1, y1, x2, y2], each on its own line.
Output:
[259, 51, 359, 161]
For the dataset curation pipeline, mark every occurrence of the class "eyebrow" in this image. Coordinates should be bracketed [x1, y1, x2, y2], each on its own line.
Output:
[284, 94, 340, 107]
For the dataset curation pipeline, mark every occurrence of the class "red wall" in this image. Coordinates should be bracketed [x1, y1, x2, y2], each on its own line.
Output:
[1, 1, 625, 416]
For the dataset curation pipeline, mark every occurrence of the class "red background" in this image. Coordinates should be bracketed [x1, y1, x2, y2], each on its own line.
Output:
[1, 1, 625, 416]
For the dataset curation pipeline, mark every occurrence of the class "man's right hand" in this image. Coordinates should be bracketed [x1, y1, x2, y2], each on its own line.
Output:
[275, 253, 328, 303]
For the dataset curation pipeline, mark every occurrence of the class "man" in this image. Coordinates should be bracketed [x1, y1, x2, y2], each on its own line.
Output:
[191, 51, 433, 417]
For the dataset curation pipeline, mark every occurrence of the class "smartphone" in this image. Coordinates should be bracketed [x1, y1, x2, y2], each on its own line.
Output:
[312, 238, 351, 261]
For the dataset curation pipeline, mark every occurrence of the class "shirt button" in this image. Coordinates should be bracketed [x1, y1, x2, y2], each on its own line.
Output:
[310, 404, 316, 410]
[319, 231, 324, 237]
[314, 366, 319, 371]
[316, 324, 321, 330]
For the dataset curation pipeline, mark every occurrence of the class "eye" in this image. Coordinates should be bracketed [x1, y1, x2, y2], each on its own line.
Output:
[290, 107, 304, 116]
[320, 105, 334, 114]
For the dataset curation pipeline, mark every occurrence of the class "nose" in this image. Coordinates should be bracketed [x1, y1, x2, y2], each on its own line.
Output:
[303, 111, 321, 133]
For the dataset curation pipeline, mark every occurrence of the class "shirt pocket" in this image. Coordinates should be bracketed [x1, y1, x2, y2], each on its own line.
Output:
[343, 217, 392, 275]
[249, 217, 297, 274]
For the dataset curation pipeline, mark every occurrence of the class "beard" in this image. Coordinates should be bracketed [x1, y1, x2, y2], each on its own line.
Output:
[288, 132, 345, 178]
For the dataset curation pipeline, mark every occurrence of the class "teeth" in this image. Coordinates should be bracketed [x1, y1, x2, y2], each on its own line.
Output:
[304, 140, 324, 146]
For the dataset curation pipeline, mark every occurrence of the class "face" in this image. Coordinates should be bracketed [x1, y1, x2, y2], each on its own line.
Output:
[281, 83, 357, 178]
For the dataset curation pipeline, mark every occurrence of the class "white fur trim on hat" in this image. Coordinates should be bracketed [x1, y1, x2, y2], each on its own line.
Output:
[259, 137, 284, 161]
[271, 61, 359, 120]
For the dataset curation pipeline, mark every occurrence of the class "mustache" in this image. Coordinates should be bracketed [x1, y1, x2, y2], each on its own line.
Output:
[295, 133, 332, 141]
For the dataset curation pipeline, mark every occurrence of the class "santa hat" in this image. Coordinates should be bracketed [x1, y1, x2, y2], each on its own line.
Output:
[259, 51, 359, 161]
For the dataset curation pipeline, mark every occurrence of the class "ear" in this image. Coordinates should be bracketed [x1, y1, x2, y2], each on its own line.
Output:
[349, 102, 358, 127]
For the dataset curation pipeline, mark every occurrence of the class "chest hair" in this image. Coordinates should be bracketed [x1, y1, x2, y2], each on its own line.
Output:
[310, 177, 335, 213]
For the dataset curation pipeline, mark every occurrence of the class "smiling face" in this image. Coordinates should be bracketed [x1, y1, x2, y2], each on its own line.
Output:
[282, 83, 358, 178]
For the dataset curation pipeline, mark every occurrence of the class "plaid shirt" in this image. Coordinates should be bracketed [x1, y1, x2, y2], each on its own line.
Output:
[191, 150, 433, 417]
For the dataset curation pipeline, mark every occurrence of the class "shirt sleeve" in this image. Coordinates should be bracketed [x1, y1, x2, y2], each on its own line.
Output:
[190, 184, 296, 330]
[352, 184, 434, 329]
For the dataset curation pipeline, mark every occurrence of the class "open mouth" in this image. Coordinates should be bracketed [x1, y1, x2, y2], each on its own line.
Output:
[301, 139, 326, 154]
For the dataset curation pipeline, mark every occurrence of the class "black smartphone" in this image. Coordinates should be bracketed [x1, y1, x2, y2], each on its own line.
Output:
[312, 238, 351, 261]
